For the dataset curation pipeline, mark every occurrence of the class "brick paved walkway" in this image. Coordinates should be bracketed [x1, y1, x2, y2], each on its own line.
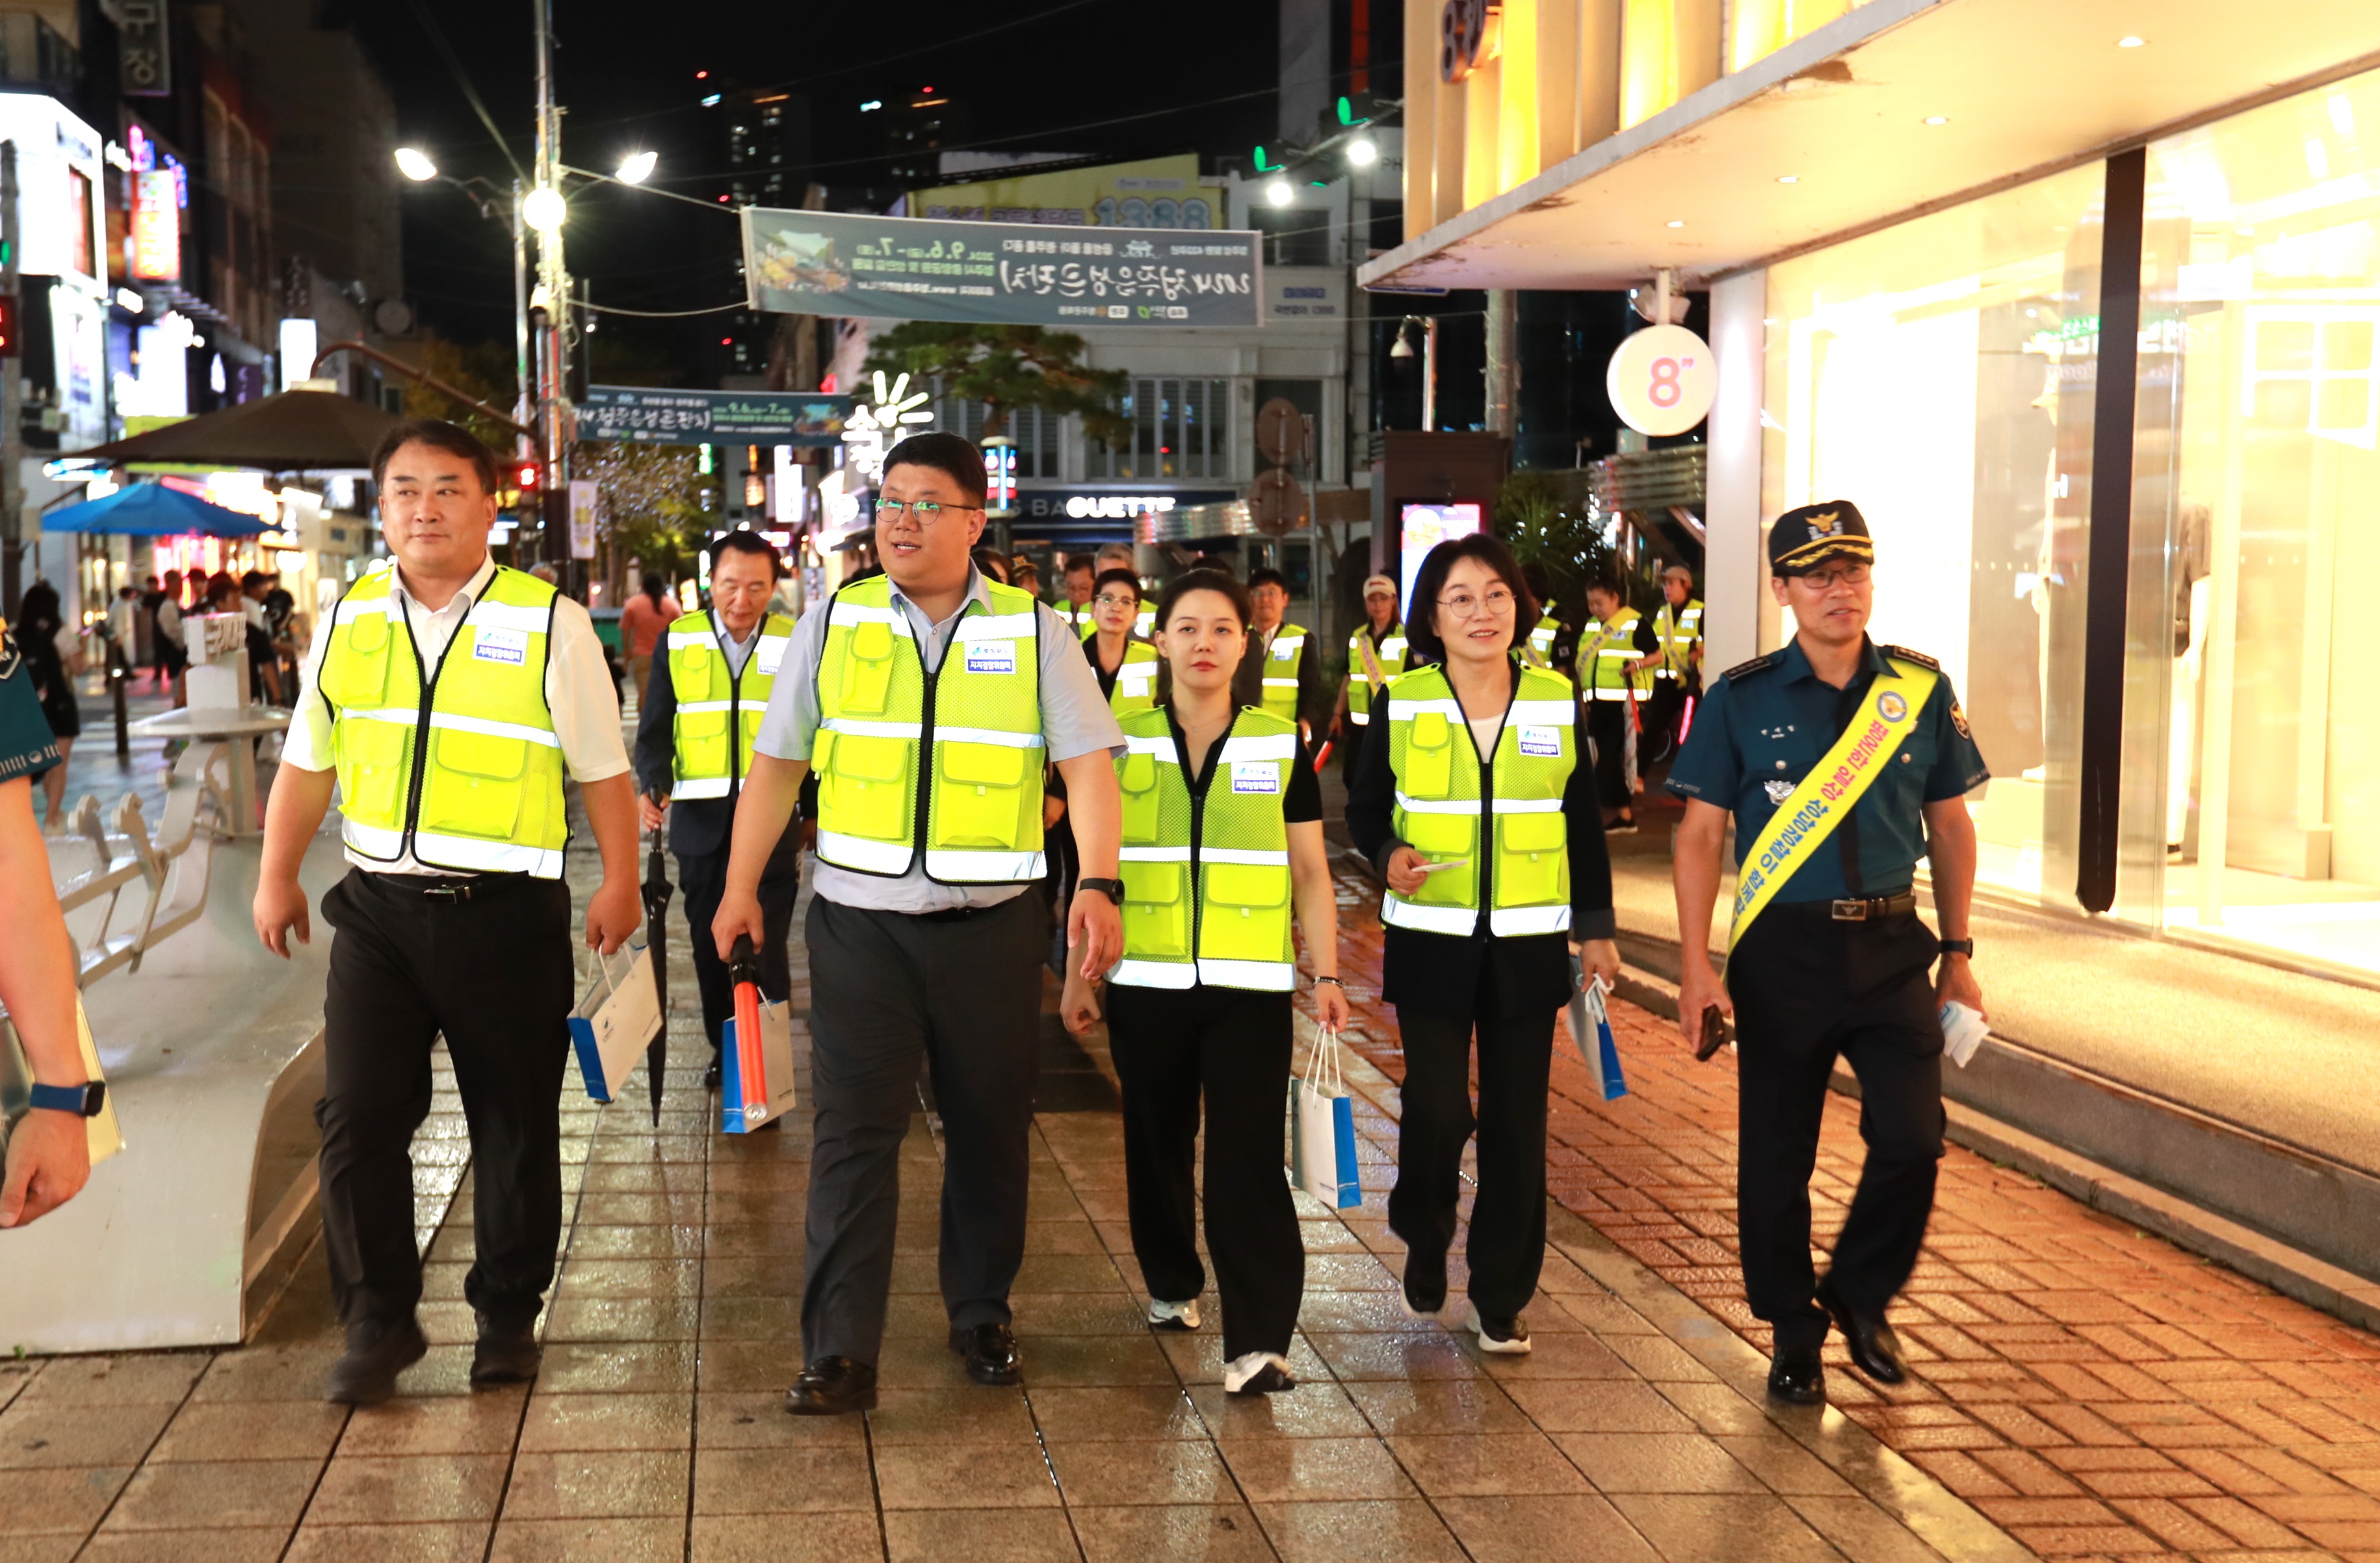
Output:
[1322, 859, 2380, 1562]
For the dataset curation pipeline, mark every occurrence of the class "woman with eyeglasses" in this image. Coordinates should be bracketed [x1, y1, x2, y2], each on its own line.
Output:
[1060, 569, 1348, 1395]
[1346, 533, 1621, 1354]
[1080, 568, 1158, 716]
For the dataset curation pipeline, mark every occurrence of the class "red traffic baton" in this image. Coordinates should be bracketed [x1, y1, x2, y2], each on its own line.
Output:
[729, 935, 766, 1109]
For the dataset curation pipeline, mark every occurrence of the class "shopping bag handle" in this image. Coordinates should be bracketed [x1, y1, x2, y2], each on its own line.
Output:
[1305, 1024, 1345, 1098]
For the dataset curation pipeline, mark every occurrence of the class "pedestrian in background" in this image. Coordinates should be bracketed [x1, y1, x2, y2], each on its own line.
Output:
[14, 584, 85, 831]
[1331, 573, 1408, 782]
[1579, 578, 1653, 833]
[1668, 499, 1987, 1406]
[619, 571, 681, 710]
[712, 432, 1125, 1415]
[155, 571, 188, 709]
[635, 530, 803, 1089]
[252, 419, 642, 1407]
[1233, 567, 1318, 742]
[0, 617, 99, 1228]
[1060, 554, 1097, 636]
[1634, 563, 1704, 765]
[1348, 533, 1620, 1353]
[1060, 567, 1347, 1395]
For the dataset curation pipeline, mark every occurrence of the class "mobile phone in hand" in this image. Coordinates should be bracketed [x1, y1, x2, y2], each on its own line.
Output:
[1695, 1005, 1731, 1062]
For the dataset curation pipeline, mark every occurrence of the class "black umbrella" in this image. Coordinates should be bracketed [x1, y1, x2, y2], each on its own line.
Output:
[641, 825, 673, 1126]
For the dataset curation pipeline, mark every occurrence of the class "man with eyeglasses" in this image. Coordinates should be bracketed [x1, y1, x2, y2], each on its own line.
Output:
[1666, 500, 1988, 1408]
[713, 432, 1126, 1415]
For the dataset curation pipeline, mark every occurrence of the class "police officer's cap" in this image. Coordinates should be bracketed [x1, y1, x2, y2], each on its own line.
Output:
[1769, 500, 1875, 576]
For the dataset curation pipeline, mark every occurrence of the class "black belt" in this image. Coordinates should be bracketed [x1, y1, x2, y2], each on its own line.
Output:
[1774, 891, 1917, 922]
[916, 903, 991, 923]
[365, 871, 533, 903]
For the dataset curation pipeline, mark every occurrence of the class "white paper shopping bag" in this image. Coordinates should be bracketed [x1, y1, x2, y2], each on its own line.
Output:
[1288, 1027, 1362, 1209]
[2, 998, 125, 1165]
[720, 998, 797, 1133]
[569, 941, 663, 1104]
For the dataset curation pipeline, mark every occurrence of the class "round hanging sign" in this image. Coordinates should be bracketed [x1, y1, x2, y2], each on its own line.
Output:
[1606, 323, 1718, 437]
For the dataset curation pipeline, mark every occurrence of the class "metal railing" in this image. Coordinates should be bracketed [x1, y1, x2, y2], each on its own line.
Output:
[49, 742, 237, 990]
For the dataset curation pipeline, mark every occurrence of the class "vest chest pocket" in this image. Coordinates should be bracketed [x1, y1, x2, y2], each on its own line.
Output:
[677, 715, 729, 779]
[933, 739, 1027, 847]
[1495, 809, 1567, 906]
[823, 730, 912, 841]
[1203, 862, 1289, 911]
[335, 714, 408, 820]
[1121, 860, 1190, 959]
[421, 728, 528, 838]
[837, 621, 897, 714]
[1401, 710, 1455, 797]
[1402, 810, 1477, 905]
[322, 611, 391, 706]
[676, 641, 724, 701]
[1118, 751, 1162, 842]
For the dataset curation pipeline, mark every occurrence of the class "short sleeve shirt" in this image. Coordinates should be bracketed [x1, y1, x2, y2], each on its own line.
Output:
[0, 630, 60, 781]
[1665, 636, 1987, 903]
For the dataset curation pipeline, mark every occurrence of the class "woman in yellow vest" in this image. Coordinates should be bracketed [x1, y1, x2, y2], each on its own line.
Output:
[1060, 568, 1349, 1396]
[1346, 534, 1621, 1354]
[1080, 567, 1159, 716]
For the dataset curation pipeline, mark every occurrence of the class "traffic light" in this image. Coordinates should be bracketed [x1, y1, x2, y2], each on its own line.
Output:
[0, 295, 18, 359]
[515, 459, 542, 493]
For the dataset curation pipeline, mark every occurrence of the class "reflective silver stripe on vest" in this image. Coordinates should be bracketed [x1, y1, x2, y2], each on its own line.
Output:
[339, 708, 563, 747]
[1218, 733, 1298, 762]
[1119, 845, 1194, 862]
[955, 613, 1040, 640]
[817, 829, 913, 873]
[822, 717, 926, 740]
[1491, 905, 1572, 936]
[1506, 699, 1576, 725]
[936, 726, 1046, 749]
[1387, 699, 1463, 720]
[1110, 957, 1196, 989]
[1197, 957, 1296, 989]
[924, 847, 1047, 880]
[1381, 897, 1478, 935]
[1199, 847, 1290, 866]
[672, 778, 733, 800]
[1125, 734, 1177, 758]
[673, 700, 739, 715]
[1493, 797, 1563, 814]
[1394, 792, 1477, 815]
[409, 828, 565, 877]
[826, 603, 904, 625]
[1347, 712, 1370, 725]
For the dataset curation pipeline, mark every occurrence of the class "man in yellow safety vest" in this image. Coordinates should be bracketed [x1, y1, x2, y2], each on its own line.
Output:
[1634, 563, 1705, 765]
[1579, 578, 1656, 832]
[1331, 572, 1407, 779]
[1232, 566, 1318, 740]
[253, 419, 642, 1406]
[635, 529, 802, 1088]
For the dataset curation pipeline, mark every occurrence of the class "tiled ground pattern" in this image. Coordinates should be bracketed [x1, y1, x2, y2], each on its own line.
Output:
[1321, 859, 2380, 1562]
[0, 828, 2008, 1560]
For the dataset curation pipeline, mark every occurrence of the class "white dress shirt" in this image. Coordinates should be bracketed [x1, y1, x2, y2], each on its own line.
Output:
[283, 553, 631, 874]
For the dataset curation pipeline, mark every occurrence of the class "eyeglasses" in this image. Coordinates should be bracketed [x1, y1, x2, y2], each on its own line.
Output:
[1093, 593, 1139, 610]
[1799, 564, 1871, 589]
[1436, 587, 1517, 619]
[876, 498, 983, 523]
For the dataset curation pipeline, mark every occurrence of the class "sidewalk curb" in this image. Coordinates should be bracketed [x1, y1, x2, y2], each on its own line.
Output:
[1612, 961, 2380, 1337]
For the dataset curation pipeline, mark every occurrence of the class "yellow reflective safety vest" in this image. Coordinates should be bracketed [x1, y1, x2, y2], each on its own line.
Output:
[1257, 622, 1308, 722]
[813, 573, 1047, 883]
[1381, 663, 1578, 938]
[316, 562, 568, 878]
[1065, 601, 1097, 638]
[665, 610, 792, 800]
[1075, 602, 1158, 639]
[1653, 599, 1703, 680]
[1097, 638, 1160, 716]
[1346, 624, 1409, 726]
[1112, 704, 1299, 990]
[1524, 612, 1561, 668]
[1582, 607, 1651, 701]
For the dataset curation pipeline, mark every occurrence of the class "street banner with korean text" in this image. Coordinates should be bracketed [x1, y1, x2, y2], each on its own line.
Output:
[741, 207, 1263, 328]
[578, 387, 853, 447]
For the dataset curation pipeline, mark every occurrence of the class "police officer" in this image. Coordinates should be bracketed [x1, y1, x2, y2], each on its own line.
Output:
[711, 433, 1125, 1415]
[1667, 500, 1988, 1407]
[1331, 573, 1407, 781]
[254, 419, 642, 1405]
[1579, 578, 1654, 832]
[1232, 567, 1318, 740]
[634, 529, 801, 1088]
[1635, 564, 1705, 764]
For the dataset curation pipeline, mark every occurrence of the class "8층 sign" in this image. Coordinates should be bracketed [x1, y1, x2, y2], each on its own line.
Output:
[742, 207, 1262, 328]
[1606, 324, 1718, 437]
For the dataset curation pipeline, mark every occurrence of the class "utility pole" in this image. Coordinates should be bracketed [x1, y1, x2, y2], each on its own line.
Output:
[0, 142, 20, 619]
[1484, 289, 1517, 438]
[532, 0, 575, 586]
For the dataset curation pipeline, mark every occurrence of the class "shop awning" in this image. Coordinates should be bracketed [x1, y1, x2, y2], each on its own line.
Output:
[1358, 0, 2380, 292]
[70, 389, 402, 472]
[42, 482, 272, 537]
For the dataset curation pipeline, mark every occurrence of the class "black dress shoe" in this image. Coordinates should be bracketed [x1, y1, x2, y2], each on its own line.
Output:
[1767, 1345, 1826, 1405]
[704, 1057, 721, 1090]
[950, 1323, 1023, 1386]
[324, 1316, 429, 1406]
[785, 1356, 878, 1415]
[1400, 1248, 1448, 1317]
[470, 1313, 542, 1388]
[1816, 1278, 1907, 1384]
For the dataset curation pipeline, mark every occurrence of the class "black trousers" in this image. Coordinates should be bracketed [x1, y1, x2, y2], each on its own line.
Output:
[1387, 1006, 1556, 1317]
[1728, 906, 1946, 1351]
[1641, 679, 1690, 760]
[1106, 982, 1304, 1360]
[1584, 700, 1632, 812]
[316, 869, 575, 1335]
[677, 840, 800, 1054]
[801, 892, 1045, 1365]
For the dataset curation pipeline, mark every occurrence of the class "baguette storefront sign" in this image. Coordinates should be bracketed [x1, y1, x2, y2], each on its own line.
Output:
[741, 207, 1263, 329]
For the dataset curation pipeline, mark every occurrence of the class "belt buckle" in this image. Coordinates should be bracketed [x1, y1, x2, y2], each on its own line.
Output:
[1831, 899, 1868, 922]
[421, 882, 469, 903]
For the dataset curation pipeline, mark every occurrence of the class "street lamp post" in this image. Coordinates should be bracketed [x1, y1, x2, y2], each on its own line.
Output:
[531, 0, 572, 578]
[392, 155, 534, 462]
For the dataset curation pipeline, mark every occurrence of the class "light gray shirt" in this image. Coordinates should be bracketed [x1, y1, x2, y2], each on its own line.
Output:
[755, 567, 1126, 913]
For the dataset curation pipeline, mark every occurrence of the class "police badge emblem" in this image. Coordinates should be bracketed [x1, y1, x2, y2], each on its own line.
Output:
[1876, 690, 1908, 721]
[1950, 701, 1972, 739]
[1764, 778, 1795, 803]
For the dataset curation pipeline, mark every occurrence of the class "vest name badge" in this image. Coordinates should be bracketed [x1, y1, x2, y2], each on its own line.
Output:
[1517, 725, 1563, 757]
[1272, 639, 1296, 662]
[964, 643, 1017, 675]
[473, 626, 529, 665]
[1230, 760, 1281, 794]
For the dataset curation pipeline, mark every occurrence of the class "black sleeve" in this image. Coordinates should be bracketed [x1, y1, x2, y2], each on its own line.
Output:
[1567, 701, 1616, 938]
[1633, 615, 1660, 655]
[1346, 691, 1398, 872]
[1298, 640, 1324, 730]
[633, 655, 676, 797]
[796, 769, 819, 822]
[1284, 736, 1323, 823]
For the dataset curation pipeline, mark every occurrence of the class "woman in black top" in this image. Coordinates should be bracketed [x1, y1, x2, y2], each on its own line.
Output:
[1079, 567, 1144, 705]
[14, 584, 84, 830]
[1346, 534, 1621, 1352]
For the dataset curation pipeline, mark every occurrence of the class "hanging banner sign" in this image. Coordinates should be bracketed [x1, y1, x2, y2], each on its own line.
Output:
[1607, 324, 1718, 437]
[118, 0, 172, 97]
[577, 387, 852, 447]
[742, 207, 1263, 328]
[131, 172, 179, 281]
[568, 478, 598, 560]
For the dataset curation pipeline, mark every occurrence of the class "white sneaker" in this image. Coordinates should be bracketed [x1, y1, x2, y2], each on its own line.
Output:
[1465, 1303, 1533, 1354]
[1222, 1350, 1296, 1394]
[1147, 1297, 1202, 1331]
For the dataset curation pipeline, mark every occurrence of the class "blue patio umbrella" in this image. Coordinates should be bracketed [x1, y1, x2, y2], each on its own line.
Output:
[42, 482, 273, 537]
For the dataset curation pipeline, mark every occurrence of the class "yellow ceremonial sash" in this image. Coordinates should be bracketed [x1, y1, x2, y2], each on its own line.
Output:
[1727, 657, 1939, 951]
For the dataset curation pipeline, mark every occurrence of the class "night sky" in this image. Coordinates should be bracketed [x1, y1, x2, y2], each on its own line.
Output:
[351, 0, 1286, 367]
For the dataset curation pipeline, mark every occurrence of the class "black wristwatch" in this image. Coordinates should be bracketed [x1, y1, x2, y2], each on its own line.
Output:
[28, 1081, 105, 1117]
[1938, 938, 1975, 959]
[1079, 877, 1125, 906]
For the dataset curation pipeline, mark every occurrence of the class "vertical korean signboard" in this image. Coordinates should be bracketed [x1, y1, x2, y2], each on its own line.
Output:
[131, 171, 178, 281]
[568, 479, 598, 560]
[118, 0, 171, 96]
